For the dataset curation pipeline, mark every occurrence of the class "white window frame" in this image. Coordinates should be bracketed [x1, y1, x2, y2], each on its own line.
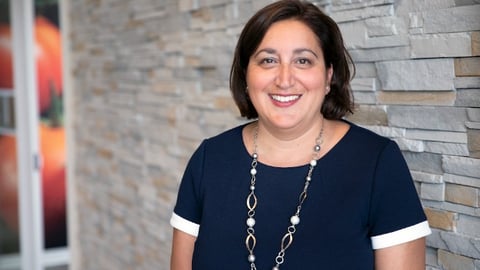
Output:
[0, 0, 70, 269]
[11, 0, 44, 269]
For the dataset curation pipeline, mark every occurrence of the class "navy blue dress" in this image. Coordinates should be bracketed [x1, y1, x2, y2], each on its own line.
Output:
[171, 122, 430, 269]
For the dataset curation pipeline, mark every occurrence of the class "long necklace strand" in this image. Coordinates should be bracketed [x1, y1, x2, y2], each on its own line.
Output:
[245, 122, 324, 270]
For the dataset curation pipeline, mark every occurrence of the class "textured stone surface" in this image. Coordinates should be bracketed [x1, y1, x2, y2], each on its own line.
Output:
[351, 77, 377, 91]
[395, 137, 424, 152]
[424, 200, 480, 218]
[456, 89, 480, 107]
[426, 247, 439, 269]
[388, 106, 467, 131]
[352, 91, 377, 104]
[339, 20, 368, 49]
[427, 229, 480, 259]
[347, 105, 388, 125]
[378, 91, 456, 106]
[365, 16, 397, 37]
[468, 129, 480, 158]
[445, 183, 479, 207]
[454, 77, 480, 89]
[468, 109, 480, 122]
[438, 249, 476, 270]
[455, 57, 480, 77]
[410, 33, 471, 58]
[412, 171, 444, 184]
[444, 173, 480, 189]
[443, 155, 480, 178]
[349, 46, 410, 62]
[403, 152, 443, 174]
[364, 34, 409, 49]
[423, 5, 480, 34]
[376, 59, 455, 91]
[354, 63, 377, 77]
[331, 4, 393, 23]
[424, 141, 469, 156]
[457, 214, 480, 237]
[473, 32, 480, 56]
[466, 121, 480, 129]
[421, 183, 445, 201]
[424, 208, 457, 231]
[361, 125, 405, 138]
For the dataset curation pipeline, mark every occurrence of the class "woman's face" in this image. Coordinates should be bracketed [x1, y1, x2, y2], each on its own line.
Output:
[246, 19, 333, 131]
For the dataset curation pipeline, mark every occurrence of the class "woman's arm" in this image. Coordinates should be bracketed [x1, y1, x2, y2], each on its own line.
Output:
[170, 228, 196, 270]
[374, 237, 426, 270]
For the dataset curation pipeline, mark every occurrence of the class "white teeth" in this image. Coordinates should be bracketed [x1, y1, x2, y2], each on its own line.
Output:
[271, 95, 300, 102]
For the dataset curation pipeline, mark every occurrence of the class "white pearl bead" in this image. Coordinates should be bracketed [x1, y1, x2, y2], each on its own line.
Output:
[247, 217, 256, 227]
[273, 266, 280, 270]
[290, 215, 300, 225]
[250, 168, 257, 175]
[310, 159, 317, 166]
[248, 254, 256, 262]
[250, 185, 255, 190]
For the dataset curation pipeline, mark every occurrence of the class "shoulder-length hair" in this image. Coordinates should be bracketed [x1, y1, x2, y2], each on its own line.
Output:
[229, 0, 355, 120]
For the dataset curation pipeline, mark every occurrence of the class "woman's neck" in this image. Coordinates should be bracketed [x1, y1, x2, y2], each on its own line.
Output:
[251, 118, 326, 167]
[243, 118, 350, 167]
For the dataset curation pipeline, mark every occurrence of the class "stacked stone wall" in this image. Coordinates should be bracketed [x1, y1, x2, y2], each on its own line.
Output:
[68, 0, 480, 269]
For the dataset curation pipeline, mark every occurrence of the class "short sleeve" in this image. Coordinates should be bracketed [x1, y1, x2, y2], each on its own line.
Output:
[169, 141, 206, 237]
[368, 141, 431, 249]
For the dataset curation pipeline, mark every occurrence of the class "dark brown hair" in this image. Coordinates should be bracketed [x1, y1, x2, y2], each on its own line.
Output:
[229, 0, 355, 120]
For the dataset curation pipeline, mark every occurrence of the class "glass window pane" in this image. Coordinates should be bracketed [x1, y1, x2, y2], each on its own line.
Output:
[0, 0, 20, 259]
[0, 134, 20, 256]
[0, 0, 15, 132]
[34, 0, 67, 250]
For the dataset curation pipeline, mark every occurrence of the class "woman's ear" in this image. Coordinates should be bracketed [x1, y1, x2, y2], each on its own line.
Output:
[326, 65, 333, 94]
[327, 65, 333, 83]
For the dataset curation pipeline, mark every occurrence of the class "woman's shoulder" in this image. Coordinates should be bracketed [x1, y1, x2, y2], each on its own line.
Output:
[342, 120, 394, 150]
[188, 123, 250, 168]
[330, 120, 406, 169]
[196, 123, 249, 155]
[204, 123, 246, 143]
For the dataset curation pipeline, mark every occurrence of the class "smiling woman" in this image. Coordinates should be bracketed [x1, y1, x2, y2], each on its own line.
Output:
[245, 19, 332, 133]
[170, 1, 431, 269]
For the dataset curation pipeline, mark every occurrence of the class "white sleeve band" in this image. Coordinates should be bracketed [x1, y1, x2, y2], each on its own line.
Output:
[371, 220, 431, 249]
[170, 213, 200, 237]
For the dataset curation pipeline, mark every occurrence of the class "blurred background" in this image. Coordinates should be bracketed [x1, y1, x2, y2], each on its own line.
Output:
[0, 0, 67, 269]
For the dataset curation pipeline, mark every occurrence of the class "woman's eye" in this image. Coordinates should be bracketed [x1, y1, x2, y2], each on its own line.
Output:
[261, 58, 276, 64]
[297, 58, 311, 65]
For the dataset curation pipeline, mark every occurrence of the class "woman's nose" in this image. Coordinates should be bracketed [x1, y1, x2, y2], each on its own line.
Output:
[275, 64, 295, 89]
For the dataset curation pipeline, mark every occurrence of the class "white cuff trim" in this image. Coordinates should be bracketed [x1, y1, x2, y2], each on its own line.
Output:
[170, 213, 200, 237]
[371, 221, 431, 249]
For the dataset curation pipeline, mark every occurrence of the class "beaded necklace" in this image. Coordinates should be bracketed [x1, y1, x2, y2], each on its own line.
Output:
[245, 122, 324, 270]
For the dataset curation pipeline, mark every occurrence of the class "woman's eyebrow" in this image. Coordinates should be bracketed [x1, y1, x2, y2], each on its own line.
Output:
[293, 48, 319, 58]
[253, 48, 319, 58]
[253, 48, 277, 57]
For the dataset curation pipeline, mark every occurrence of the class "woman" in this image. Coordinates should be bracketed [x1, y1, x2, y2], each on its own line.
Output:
[170, 0, 431, 269]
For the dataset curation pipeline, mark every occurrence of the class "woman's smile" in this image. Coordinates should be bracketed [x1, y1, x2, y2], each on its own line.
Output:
[270, 94, 301, 105]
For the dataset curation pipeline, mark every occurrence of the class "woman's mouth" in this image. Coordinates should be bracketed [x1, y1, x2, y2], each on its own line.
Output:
[270, 94, 301, 103]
